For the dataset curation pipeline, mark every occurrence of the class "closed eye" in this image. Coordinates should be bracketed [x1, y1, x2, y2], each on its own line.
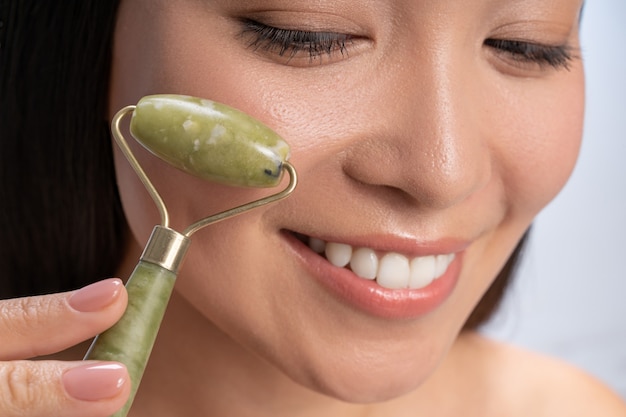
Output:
[239, 19, 354, 64]
[484, 38, 576, 70]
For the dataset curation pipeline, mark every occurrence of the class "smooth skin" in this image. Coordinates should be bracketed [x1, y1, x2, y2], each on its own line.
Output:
[1, 0, 626, 416]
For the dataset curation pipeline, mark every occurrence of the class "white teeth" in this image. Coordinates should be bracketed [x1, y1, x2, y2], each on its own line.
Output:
[325, 242, 352, 268]
[307, 236, 455, 290]
[435, 254, 454, 277]
[409, 256, 436, 289]
[377, 253, 411, 289]
[349, 248, 378, 280]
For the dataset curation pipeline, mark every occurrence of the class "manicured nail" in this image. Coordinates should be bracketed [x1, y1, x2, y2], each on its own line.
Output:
[68, 278, 123, 312]
[63, 362, 128, 401]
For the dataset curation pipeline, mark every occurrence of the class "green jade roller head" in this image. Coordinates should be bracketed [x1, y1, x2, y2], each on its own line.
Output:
[130, 94, 291, 188]
[84, 94, 297, 417]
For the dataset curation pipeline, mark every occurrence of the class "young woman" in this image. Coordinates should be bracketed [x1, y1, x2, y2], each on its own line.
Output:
[1, 0, 625, 416]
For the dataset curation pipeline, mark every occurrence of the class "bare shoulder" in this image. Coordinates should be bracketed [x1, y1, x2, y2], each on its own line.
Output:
[459, 332, 626, 417]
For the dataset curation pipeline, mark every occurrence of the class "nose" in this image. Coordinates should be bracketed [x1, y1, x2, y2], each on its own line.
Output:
[342, 48, 492, 211]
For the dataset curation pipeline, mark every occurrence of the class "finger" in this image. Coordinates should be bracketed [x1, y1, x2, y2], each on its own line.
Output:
[0, 279, 128, 360]
[0, 360, 129, 417]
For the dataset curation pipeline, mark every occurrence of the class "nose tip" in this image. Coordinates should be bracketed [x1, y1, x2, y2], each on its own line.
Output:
[342, 129, 492, 210]
[421, 136, 492, 208]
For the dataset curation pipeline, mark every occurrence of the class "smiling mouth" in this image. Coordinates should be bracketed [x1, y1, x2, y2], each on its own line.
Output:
[293, 233, 455, 291]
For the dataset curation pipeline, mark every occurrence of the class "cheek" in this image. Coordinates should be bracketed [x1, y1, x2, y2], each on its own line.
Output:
[449, 69, 585, 324]
[495, 73, 585, 219]
[112, 146, 159, 244]
[109, 0, 285, 241]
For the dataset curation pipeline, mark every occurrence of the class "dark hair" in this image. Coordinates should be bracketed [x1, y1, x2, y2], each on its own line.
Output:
[0, 0, 525, 329]
[0, 1, 125, 297]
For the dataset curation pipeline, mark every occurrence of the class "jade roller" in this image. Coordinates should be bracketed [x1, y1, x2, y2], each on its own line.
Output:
[84, 94, 297, 416]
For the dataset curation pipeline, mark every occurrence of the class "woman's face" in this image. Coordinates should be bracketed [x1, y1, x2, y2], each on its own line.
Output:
[110, 0, 584, 402]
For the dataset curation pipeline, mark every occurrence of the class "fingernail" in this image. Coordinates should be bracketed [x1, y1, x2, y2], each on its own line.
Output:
[63, 363, 128, 401]
[68, 278, 123, 312]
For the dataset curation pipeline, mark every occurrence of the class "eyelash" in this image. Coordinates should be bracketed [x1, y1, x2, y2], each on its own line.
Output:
[240, 20, 575, 71]
[240, 19, 353, 61]
[484, 38, 574, 70]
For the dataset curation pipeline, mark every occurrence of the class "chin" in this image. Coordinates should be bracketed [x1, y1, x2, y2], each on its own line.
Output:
[302, 369, 430, 404]
[277, 346, 442, 404]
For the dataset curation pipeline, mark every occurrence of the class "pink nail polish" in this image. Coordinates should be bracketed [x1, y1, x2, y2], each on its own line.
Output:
[68, 278, 123, 312]
[63, 362, 128, 401]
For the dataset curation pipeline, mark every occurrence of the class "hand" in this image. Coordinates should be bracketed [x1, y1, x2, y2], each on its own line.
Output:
[0, 279, 130, 417]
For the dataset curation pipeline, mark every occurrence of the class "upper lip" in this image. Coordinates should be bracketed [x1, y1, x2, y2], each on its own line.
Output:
[287, 230, 470, 257]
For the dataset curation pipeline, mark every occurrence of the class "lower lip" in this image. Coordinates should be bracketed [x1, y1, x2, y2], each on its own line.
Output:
[283, 233, 462, 320]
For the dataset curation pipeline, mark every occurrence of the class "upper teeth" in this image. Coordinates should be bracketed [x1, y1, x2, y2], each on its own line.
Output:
[308, 238, 454, 290]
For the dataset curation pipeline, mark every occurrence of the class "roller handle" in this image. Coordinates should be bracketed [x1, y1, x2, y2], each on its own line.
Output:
[84, 226, 189, 417]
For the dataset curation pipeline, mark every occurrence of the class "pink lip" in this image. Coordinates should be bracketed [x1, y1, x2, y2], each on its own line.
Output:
[282, 232, 463, 319]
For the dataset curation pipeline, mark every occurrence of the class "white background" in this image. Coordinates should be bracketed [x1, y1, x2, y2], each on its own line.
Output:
[482, 0, 626, 399]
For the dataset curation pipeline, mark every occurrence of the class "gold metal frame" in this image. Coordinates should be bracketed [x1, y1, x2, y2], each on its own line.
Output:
[110, 105, 297, 238]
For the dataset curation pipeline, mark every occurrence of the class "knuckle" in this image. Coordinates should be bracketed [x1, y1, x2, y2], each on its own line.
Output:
[0, 296, 64, 337]
[5, 363, 35, 410]
[0, 361, 55, 415]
